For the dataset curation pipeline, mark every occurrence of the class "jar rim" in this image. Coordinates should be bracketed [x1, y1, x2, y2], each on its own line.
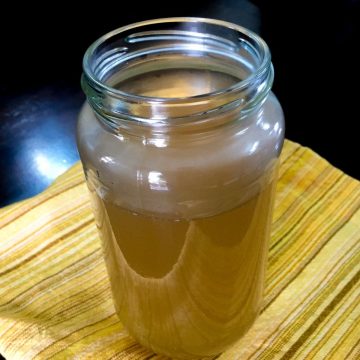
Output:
[82, 17, 272, 105]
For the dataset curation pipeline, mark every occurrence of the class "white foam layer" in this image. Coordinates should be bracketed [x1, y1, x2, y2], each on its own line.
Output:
[77, 93, 284, 219]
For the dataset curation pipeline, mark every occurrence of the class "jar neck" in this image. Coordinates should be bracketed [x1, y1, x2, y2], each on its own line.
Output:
[82, 17, 273, 132]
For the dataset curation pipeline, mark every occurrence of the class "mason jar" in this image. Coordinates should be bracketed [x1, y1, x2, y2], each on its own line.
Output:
[77, 17, 284, 359]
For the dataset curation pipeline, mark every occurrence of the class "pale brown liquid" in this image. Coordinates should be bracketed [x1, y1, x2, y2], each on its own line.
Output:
[89, 180, 276, 359]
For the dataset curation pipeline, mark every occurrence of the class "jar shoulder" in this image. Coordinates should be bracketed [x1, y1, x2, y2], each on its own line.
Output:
[77, 93, 284, 167]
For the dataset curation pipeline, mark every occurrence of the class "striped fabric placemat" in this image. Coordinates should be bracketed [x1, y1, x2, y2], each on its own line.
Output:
[0, 140, 359, 360]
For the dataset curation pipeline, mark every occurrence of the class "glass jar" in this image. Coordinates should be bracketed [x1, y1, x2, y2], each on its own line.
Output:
[77, 17, 284, 359]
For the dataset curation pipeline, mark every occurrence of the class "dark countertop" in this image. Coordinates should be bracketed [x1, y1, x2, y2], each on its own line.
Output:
[1, 1, 359, 209]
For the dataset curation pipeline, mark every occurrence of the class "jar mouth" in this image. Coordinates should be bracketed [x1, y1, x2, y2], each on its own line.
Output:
[82, 17, 273, 124]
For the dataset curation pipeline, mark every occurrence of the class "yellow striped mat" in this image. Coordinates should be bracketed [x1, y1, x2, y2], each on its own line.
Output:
[0, 140, 359, 360]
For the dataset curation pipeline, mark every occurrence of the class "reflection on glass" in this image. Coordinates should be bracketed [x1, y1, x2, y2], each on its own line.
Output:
[100, 156, 115, 164]
[148, 171, 169, 191]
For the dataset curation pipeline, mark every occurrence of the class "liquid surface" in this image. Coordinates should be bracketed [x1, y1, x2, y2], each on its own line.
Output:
[115, 68, 240, 98]
[89, 179, 276, 358]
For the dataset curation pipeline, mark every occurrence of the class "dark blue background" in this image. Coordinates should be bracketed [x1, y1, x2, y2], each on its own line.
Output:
[0, 0, 359, 210]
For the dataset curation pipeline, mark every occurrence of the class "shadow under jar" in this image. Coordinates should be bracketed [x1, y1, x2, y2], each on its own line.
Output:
[77, 17, 284, 359]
